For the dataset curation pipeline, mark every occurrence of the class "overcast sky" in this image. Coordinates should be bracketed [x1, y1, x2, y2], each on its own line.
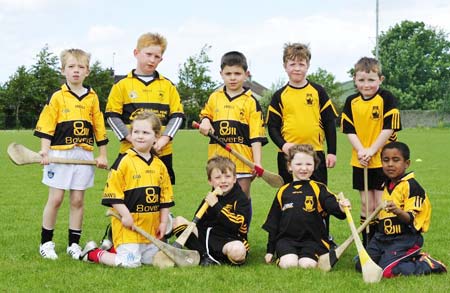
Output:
[1, 0, 449, 87]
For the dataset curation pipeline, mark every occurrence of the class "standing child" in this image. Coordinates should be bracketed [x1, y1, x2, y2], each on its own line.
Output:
[34, 48, 108, 260]
[266, 42, 337, 186]
[198, 51, 267, 223]
[172, 156, 250, 266]
[262, 144, 350, 269]
[341, 57, 401, 246]
[356, 141, 446, 277]
[80, 111, 174, 268]
[105, 32, 184, 185]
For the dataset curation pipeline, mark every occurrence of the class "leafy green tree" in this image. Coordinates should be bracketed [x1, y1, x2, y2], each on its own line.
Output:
[177, 45, 217, 128]
[85, 61, 114, 111]
[308, 67, 345, 113]
[378, 20, 450, 111]
[1, 66, 38, 128]
[260, 78, 286, 118]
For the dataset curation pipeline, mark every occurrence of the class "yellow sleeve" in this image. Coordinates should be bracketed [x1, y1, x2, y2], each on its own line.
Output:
[105, 83, 125, 115]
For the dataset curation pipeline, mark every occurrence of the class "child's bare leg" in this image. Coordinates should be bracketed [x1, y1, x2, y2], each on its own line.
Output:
[98, 250, 117, 266]
[69, 190, 85, 230]
[222, 240, 246, 264]
[278, 254, 299, 269]
[173, 216, 198, 237]
[237, 177, 251, 199]
[42, 187, 65, 229]
[298, 257, 317, 269]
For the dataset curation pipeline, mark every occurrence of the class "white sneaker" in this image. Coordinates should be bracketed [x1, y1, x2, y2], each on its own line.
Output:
[99, 239, 113, 251]
[39, 241, 58, 260]
[66, 243, 82, 260]
[80, 241, 98, 262]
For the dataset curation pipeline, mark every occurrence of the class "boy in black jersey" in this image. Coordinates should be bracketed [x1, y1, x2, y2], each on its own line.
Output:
[172, 156, 251, 266]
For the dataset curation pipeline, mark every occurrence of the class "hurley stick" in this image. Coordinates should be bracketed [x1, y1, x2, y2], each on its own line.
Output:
[317, 201, 385, 272]
[192, 121, 284, 188]
[338, 193, 383, 283]
[106, 209, 200, 267]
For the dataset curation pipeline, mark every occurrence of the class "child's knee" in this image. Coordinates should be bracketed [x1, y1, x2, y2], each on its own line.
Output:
[224, 241, 247, 264]
[278, 254, 298, 269]
[298, 257, 317, 269]
[172, 216, 188, 227]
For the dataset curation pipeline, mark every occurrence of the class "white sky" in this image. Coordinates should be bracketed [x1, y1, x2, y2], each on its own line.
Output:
[1, 0, 449, 87]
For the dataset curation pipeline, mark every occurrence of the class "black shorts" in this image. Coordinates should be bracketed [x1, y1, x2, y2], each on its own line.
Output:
[275, 238, 327, 261]
[159, 154, 175, 185]
[277, 151, 328, 184]
[352, 166, 386, 190]
[198, 227, 248, 265]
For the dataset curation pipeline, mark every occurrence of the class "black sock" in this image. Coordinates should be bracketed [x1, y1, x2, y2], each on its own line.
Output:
[360, 216, 370, 248]
[68, 229, 82, 246]
[41, 227, 54, 244]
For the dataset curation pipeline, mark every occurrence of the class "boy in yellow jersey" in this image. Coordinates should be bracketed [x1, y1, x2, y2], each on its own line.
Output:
[198, 51, 267, 224]
[34, 49, 108, 260]
[105, 32, 184, 184]
[356, 142, 446, 277]
[80, 111, 174, 268]
[266, 43, 338, 240]
[341, 57, 402, 246]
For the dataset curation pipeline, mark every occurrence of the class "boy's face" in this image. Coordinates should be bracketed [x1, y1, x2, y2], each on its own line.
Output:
[284, 58, 309, 86]
[289, 152, 315, 181]
[354, 70, 384, 98]
[381, 148, 410, 182]
[208, 168, 236, 194]
[131, 119, 158, 154]
[220, 65, 248, 94]
[134, 45, 163, 75]
[62, 56, 89, 86]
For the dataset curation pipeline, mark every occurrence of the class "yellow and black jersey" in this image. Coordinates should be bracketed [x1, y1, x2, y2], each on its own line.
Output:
[266, 81, 338, 153]
[102, 149, 174, 246]
[105, 70, 185, 156]
[341, 88, 401, 168]
[262, 180, 345, 254]
[34, 84, 108, 150]
[196, 183, 250, 241]
[199, 87, 268, 174]
[378, 172, 431, 236]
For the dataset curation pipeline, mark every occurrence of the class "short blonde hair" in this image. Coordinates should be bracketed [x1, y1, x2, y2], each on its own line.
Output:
[206, 156, 236, 179]
[283, 43, 311, 65]
[354, 57, 382, 78]
[287, 144, 320, 170]
[60, 49, 91, 70]
[136, 32, 167, 53]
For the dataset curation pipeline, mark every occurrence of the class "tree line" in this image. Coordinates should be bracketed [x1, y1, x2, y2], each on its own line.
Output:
[0, 20, 448, 129]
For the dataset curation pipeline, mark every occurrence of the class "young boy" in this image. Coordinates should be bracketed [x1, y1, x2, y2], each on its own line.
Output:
[80, 111, 174, 268]
[266, 42, 338, 242]
[341, 57, 402, 246]
[34, 48, 108, 260]
[262, 144, 350, 269]
[266, 42, 337, 186]
[105, 32, 185, 185]
[356, 141, 446, 277]
[198, 51, 267, 204]
[172, 156, 250, 266]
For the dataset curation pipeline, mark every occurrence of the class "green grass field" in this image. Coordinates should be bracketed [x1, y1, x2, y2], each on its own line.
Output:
[1, 128, 449, 292]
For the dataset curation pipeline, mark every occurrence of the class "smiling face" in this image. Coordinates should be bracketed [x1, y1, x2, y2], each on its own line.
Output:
[61, 55, 89, 87]
[131, 119, 158, 154]
[381, 148, 410, 182]
[208, 168, 236, 194]
[289, 152, 315, 181]
[134, 45, 163, 75]
[354, 70, 384, 99]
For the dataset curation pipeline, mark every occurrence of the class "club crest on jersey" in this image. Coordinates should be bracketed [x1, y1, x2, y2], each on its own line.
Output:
[371, 106, 380, 120]
[47, 170, 55, 179]
[129, 91, 138, 99]
[303, 195, 316, 212]
[305, 94, 314, 106]
[282, 202, 294, 211]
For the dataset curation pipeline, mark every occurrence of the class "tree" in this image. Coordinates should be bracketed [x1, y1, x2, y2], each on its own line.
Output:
[378, 20, 450, 112]
[308, 68, 345, 112]
[177, 45, 217, 128]
[85, 61, 114, 111]
[260, 78, 286, 118]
